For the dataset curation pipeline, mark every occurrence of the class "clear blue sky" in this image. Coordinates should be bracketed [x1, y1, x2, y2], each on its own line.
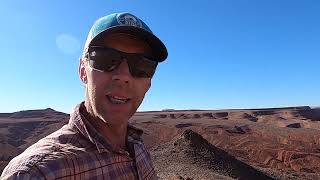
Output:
[1, 0, 319, 113]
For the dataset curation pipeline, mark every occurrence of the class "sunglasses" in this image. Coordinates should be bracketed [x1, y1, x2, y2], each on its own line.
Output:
[86, 46, 158, 78]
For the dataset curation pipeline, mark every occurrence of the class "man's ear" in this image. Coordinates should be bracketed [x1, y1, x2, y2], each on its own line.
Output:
[79, 59, 87, 84]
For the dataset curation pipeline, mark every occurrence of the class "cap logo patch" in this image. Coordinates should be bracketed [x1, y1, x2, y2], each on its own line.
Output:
[117, 14, 142, 28]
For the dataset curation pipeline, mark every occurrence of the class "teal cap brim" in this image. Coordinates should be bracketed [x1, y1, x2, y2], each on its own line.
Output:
[89, 26, 168, 62]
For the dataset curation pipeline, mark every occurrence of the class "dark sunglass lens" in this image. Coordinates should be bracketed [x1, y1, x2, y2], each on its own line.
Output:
[128, 57, 157, 78]
[88, 47, 122, 72]
[89, 58, 120, 72]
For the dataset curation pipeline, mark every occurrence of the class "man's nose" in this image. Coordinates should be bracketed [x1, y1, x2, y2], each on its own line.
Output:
[111, 60, 132, 83]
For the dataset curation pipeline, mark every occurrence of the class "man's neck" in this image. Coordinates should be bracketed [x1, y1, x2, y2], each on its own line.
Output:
[80, 103, 128, 150]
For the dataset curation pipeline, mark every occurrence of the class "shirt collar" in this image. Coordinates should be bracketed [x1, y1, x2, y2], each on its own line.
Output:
[68, 102, 144, 154]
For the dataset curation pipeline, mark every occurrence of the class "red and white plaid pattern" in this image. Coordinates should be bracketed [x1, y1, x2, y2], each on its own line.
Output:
[1, 103, 157, 180]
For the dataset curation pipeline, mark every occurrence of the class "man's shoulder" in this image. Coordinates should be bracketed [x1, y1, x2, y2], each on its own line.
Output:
[1, 124, 89, 179]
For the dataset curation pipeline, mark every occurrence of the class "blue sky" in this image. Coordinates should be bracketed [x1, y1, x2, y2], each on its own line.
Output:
[0, 0, 319, 113]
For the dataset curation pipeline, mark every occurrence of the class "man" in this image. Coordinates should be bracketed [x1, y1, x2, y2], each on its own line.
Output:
[1, 12, 167, 179]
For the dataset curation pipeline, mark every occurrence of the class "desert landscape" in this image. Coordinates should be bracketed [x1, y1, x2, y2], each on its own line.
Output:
[1, 106, 320, 179]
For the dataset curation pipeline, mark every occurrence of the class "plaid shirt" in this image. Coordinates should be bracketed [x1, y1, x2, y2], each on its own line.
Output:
[1, 103, 157, 180]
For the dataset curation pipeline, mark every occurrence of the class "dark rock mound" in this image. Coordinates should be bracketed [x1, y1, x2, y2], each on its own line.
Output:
[175, 123, 193, 128]
[206, 125, 229, 129]
[226, 125, 251, 134]
[153, 114, 167, 118]
[169, 114, 176, 119]
[214, 112, 228, 118]
[242, 113, 259, 122]
[286, 123, 302, 128]
[202, 113, 214, 118]
[173, 129, 275, 180]
[192, 114, 201, 119]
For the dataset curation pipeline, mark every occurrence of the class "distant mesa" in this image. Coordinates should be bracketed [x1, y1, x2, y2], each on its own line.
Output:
[0, 113, 12, 118]
[244, 106, 311, 111]
[296, 107, 320, 121]
[153, 112, 231, 120]
[162, 109, 175, 112]
[1, 108, 69, 119]
[252, 110, 276, 116]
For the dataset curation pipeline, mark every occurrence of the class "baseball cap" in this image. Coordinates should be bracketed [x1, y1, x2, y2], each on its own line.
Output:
[82, 12, 168, 62]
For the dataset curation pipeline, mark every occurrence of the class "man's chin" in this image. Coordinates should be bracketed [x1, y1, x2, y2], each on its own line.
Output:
[96, 101, 137, 124]
[99, 111, 131, 125]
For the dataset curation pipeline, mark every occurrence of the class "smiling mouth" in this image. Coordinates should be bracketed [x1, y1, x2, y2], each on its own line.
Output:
[107, 95, 130, 104]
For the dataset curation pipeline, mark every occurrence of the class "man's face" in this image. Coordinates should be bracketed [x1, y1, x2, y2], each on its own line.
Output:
[79, 33, 153, 126]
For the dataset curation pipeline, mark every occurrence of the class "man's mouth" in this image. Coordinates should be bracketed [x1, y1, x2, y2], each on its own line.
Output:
[107, 95, 130, 104]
